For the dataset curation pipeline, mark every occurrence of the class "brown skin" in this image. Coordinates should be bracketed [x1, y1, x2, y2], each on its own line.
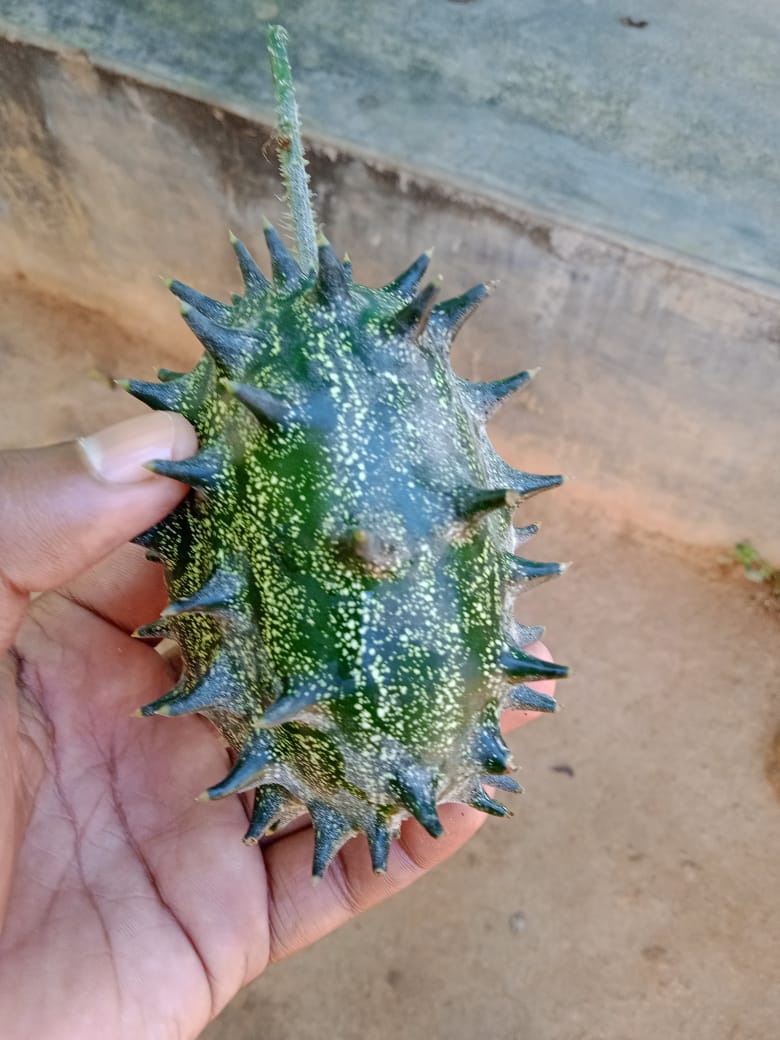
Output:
[0, 431, 554, 1039]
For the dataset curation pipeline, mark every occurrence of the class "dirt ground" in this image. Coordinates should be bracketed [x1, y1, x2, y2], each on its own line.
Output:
[2, 277, 778, 1040]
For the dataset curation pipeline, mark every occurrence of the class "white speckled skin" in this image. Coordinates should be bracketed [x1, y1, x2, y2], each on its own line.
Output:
[129, 234, 567, 875]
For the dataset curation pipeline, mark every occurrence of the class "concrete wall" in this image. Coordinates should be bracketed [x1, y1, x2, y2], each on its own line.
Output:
[2, 0, 780, 289]
[1, 33, 778, 558]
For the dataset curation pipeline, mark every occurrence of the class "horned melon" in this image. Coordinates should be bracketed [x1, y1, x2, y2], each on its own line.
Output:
[125, 26, 568, 877]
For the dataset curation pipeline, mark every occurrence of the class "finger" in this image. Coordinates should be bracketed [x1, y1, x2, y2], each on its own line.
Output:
[61, 542, 170, 636]
[265, 802, 487, 963]
[0, 413, 198, 652]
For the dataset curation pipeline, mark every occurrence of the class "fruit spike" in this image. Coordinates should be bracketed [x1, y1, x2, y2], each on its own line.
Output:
[200, 730, 275, 800]
[426, 282, 492, 346]
[505, 685, 559, 713]
[161, 566, 243, 618]
[310, 803, 354, 879]
[229, 232, 271, 295]
[226, 381, 299, 429]
[383, 279, 443, 336]
[168, 279, 231, 323]
[469, 787, 512, 817]
[126, 24, 568, 878]
[260, 673, 355, 727]
[243, 785, 288, 845]
[315, 234, 351, 307]
[460, 368, 536, 421]
[180, 302, 253, 375]
[145, 444, 225, 491]
[263, 218, 303, 288]
[382, 249, 433, 301]
[118, 377, 189, 415]
[499, 648, 569, 682]
[389, 765, 444, 838]
[456, 486, 518, 524]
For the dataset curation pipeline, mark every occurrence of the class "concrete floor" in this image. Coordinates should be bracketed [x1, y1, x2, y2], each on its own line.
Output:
[2, 276, 778, 1040]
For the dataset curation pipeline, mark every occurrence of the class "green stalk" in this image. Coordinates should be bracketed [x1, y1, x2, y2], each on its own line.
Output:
[267, 25, 318, 274]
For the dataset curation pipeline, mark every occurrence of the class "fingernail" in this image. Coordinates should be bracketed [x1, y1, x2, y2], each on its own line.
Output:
[78, 413, 198, 484]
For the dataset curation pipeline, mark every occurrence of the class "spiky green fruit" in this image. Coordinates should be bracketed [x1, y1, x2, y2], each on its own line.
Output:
[126, 27, 568, 878]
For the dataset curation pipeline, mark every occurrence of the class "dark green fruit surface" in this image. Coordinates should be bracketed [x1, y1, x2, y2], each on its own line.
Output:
[126, 29, 568, 877]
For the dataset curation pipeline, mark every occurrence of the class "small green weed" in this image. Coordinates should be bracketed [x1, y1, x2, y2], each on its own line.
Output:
[734, 541, 780, 599]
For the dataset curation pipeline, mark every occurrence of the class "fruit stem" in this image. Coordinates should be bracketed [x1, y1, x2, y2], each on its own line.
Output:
[267, 25, 318, 275]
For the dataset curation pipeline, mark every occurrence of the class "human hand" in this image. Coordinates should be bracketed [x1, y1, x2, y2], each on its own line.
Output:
[0, 413, 556, 1039]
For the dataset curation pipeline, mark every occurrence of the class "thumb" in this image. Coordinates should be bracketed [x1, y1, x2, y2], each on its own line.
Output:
[0, 412, 198, 651]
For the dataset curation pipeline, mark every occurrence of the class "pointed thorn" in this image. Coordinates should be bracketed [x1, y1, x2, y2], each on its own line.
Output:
[499, 648, 569, 682]
[456, 487, 518, 524]
[426, 283, 491, 346]
[118, 377, 189, 413]
[224, 380, 297, 430]
[259, 691, 316, 727]
[503, 470, 565, 498]
[382, 250, 434, 301]
[157, 367, 187, 382]
[368, 823, 391, 874]
[144, 446, 223, 491]
[168, 279, 231, 323]
[506, 684, 559, 713]
[462, 369, 535, 421]
[505, 621, 546, 648]
[506, 555, 568, 587]
[264, 221, 302, 289]
[144, 654, 241, 718]
[511, 522, 540, 549]
[161, 564, 246, 619]
[131, 619, 172, 636]
[473, 725, 514, 774]
[316, 237, 351, 306]
[260, 674, 354, 727]
[132, 516, 175, 552]
[180, 303, 250, 374]
[485, 774, 523, 794]
[229, 233, 271, 295]
[136, 694, 175, 717]
[309, 803, 352, 878]
[243, 785, 287, 844]
[390, 766, 442, 837]
[470, 789, 512, 817]
[195, 790, 211, 802]
[204, 732, 274, 800]
[386, 279, 442, 336]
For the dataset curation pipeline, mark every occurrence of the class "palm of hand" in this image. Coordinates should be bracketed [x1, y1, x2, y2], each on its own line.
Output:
[0, 550, 514, 1040]
[2, 580, 268, 1038]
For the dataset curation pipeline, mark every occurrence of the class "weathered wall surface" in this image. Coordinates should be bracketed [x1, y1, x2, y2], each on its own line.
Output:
[2, 0, 780, 289]
[1, 38, 778, 557]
